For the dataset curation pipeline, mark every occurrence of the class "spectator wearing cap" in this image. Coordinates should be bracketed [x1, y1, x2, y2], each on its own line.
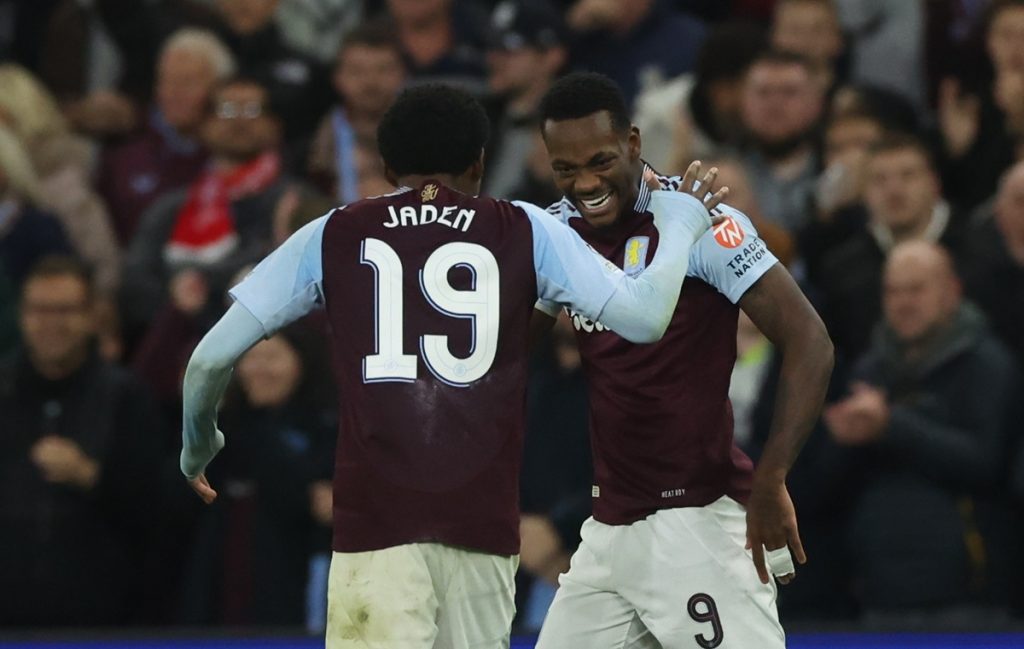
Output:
[565, 0, 707, 109]
[307, 19, 407, 204]
[98, 29, 235, 246]
[482, 0, 568, 200]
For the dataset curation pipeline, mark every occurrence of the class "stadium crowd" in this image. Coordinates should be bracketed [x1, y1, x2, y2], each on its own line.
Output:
[0, 0, 1022, 636]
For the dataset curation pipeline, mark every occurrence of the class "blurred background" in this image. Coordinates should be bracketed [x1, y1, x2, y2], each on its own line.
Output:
[0, 0, 1023, 645]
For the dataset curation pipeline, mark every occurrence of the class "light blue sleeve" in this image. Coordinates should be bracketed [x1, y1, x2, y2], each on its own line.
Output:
[689, 204, 778, 304]
[515, 200, 625, 323]
[229, 214, 329, 336]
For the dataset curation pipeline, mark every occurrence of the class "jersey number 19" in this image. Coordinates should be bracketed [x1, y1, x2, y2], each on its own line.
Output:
[360, 238, 500, 387]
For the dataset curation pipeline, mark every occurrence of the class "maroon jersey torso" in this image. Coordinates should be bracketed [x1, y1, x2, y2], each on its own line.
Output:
[320, 182, 537, 555]
[553, 180, 755, 526]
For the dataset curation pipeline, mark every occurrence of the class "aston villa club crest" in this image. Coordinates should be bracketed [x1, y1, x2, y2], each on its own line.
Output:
[421, 183, 439, 202]
[623, 236, 649, 276]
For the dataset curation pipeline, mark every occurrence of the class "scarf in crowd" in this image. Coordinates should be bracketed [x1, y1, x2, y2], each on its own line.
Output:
[164, 151, 281, 266]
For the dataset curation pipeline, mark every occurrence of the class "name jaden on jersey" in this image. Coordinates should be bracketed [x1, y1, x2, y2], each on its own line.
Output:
[383, 204, 476, 232]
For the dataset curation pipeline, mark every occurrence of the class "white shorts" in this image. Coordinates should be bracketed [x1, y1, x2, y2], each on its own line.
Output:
[536, 497, 784, 649]
[326, 543, 518, 649]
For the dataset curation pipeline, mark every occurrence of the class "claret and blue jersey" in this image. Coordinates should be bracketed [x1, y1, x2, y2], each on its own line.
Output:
[228, 180, 681, 556]
[543, 166, 780, 525]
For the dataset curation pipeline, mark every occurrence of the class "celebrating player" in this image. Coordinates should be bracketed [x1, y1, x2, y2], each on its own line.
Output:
[179, 84, 727, 649]
[532, 72, 834, 648]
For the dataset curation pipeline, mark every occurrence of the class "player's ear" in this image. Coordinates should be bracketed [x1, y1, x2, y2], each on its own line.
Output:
[627, 126, 641, 162]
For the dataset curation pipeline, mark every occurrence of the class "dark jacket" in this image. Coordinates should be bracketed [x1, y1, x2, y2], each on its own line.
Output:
[0, 350, 166, 626]
[817, 207, 967, 364]
[847, 305, 1023, 611]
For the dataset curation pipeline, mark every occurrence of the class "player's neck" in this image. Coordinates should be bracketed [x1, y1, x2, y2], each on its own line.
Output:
[396, 174, 476, 196]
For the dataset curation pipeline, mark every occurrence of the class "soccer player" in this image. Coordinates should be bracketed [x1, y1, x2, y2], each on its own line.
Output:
[178, 84, 727, 649]
[532, 72, 835, 648]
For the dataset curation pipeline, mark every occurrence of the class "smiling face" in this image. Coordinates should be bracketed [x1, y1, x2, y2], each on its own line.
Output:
[541, 111, 642, 228]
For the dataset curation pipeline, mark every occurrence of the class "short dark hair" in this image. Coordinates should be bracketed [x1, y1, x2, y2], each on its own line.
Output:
[376, 83, 490, 176]
[748, 48, 816, 77]
[539, 72, 631, 135]
[22, 255, 94, 302]
[867, 132, 938, 172]
[337, 18, 403, 65]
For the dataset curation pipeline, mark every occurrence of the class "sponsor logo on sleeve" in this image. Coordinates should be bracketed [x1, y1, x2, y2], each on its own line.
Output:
[713, 217, 744, 248]
[726, 238, 770, 278]
[623, 236, 649, 276]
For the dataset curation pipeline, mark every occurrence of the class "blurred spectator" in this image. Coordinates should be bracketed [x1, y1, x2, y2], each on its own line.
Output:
[771, 0, 848, 93]
[818, 134, 966, 363]
[517, 313, 592, 633]
[307, 19, 406, 203]
[825, 241, 1022, 622]
[638, 22, 766, 173]
[0, 126, 73, 287]
[213, 0, 333, 147]
[0, 65, 121, 301]
[482, 0, 567, 199]
[736, 50, 825, 232]
[566, 0, 707, 109]
[835, 0, 927, 111]
[961, 160, 1024, 371]
[0, 256, 165, 626]
[99, 29, 235, 245]
[275, 0, 363, 64]
[386, 0, 489, 93]
[799, 108, 885, 283]
[180, 329, 335, 626]
[121, 78, 289, 334]
[38, 0, 219, 138]
[0, 62, 77, 155]
[937, 0, 1024, 211]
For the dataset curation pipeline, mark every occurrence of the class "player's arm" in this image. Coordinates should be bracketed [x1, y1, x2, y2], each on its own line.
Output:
[180, 215, 329, 503]
[522, 164, 726, 343]
[739, 265, 835, 584]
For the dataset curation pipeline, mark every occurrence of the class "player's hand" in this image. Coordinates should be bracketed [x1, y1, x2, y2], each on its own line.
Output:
[188, 473, 218, 505]
[745, 481, 806, 585]
[644, 162, 729, 222]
